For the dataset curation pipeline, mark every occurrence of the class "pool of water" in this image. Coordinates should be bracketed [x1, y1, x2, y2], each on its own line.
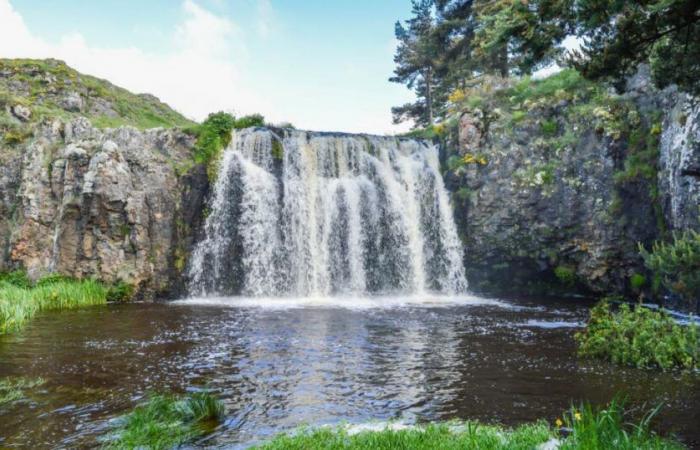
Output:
[0, 295, 698, 448]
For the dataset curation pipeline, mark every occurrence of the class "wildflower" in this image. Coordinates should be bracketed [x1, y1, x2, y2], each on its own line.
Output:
[574, 412, 582, 421]
[555, 418, 563, 427]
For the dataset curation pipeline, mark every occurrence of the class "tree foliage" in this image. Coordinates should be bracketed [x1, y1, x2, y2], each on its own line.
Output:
[390, 0, 700, 127]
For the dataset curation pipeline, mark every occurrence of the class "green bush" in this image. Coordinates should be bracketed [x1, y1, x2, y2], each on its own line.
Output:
[576, 301, 700, 370]
[104, 392, 225, 450]
[640, 230, 700, 305]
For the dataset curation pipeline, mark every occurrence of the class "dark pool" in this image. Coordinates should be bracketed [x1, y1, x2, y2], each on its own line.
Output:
[0, 295, 698, 449]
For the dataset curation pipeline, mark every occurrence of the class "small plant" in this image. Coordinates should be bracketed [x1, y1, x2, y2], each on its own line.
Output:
[106, 281, 135, 303]
[554, 266, 576, 286]
[630, 273, 647, 292]
[640, 230, 700, 306]
[104, 391, 225, 450]
[576, 301, 700, 370]
[540, 119, 558, 136]
[0, 376, 45, 405]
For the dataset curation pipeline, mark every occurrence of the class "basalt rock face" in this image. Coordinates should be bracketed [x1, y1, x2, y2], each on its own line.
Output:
[446, 69, 700, 299]
[0, 117, 207, 298]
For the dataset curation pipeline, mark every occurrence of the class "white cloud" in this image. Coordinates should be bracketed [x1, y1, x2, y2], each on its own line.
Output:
[0, 0, 270, 122]
[256, 0, 274, 38]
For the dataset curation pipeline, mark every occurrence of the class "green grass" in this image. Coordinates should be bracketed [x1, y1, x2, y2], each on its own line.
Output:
[0, 271, 133, 334]
[0, 376, 45, 405]
[559, 400, 683, 450]
[103, 392, 225, 450]
[254, 400, 682, 450]
[576, 301, 700, 370]
[0, 58, 195, 147]
[256, 421, 554, 450]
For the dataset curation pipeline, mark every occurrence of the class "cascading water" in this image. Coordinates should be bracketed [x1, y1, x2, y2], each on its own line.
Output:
[188, 128, 467, 297]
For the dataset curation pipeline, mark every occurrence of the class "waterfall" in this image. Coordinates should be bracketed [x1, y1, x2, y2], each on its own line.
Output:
[188, 128, 467, 297]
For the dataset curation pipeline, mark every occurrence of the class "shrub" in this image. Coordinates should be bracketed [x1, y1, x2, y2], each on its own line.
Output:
[640, 230, 700, 306]
[576, 301, 700, 370]
[104, 391, 225, 450]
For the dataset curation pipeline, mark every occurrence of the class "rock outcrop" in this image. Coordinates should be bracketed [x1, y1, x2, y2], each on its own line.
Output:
[445, 68, 700, 300]
[1, 118, 207, 298]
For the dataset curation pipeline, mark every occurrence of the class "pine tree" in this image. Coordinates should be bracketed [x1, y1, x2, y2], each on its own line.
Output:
[390, 0, 442, 127]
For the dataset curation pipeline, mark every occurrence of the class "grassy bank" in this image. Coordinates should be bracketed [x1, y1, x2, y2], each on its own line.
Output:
[0, 271, 129, 335]
[255, 401, 683, 450]
[103, 392, 225, 450]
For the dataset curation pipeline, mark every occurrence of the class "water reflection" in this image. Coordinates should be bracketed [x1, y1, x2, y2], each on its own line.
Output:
[0, 297, 698, 449]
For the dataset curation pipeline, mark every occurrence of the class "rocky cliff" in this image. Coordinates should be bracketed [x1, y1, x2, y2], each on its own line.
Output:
[443, 68, 700, 301]
[0, 59, 207, 298]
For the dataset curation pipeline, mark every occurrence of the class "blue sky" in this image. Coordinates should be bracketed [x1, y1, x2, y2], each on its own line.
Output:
[1, 0, 417, 133]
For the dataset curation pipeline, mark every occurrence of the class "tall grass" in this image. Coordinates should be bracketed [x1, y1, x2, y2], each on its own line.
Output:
[104, 392, 225, 450]
[559, 399, 684, 450]
[0, 275, 109, 335]
[254, 400, 683, 450]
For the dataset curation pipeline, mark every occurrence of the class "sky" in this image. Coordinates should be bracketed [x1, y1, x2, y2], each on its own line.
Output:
[0, 0, 418, 134]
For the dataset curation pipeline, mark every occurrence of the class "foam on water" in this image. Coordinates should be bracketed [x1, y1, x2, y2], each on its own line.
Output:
[172, 294, 512, 310]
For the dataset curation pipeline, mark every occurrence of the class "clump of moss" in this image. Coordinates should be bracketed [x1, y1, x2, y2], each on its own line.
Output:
[554, 266, 576, 286]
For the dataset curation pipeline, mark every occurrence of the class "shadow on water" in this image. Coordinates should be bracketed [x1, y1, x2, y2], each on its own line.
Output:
[0, 296, 699, 448]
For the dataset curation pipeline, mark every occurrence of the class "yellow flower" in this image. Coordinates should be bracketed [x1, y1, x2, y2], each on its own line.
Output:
[574, 412, 582, 421]
[555, 418, 563, 428]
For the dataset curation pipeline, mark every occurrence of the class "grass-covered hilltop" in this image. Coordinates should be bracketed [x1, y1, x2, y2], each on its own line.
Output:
[0, 58, 195, 141]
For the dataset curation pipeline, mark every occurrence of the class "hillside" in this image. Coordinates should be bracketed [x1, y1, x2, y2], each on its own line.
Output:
[0, 58, 195, 147]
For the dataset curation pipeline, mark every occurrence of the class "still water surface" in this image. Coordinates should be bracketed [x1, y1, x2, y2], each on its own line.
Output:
[0, 295, 698, 448]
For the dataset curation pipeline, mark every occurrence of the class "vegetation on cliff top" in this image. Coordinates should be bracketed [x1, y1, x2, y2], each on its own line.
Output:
[576, 301, 700, 371]
[0, 270, 132, 335]
[391, 0, 700, 128]
[0, 58, 195, 147]
[255, 400, 682, 450]
[103, 391, 225, 450]
[191, 111, 266, 180]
